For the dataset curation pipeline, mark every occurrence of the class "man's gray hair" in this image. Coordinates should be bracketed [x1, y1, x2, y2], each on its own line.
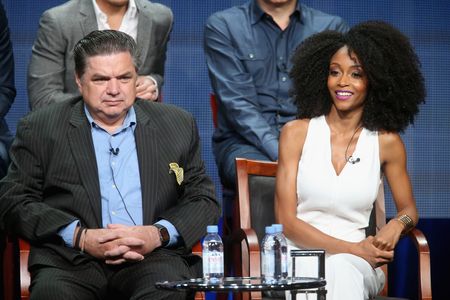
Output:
[74, 30, 141, 77]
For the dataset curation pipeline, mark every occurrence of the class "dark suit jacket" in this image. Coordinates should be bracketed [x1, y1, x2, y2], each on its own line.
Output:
[27, 0, 173, 109]
[0, 98, 220, 270]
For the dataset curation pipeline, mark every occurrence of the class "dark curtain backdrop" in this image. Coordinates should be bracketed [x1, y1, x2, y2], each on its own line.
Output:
[2, 1, 449, 299]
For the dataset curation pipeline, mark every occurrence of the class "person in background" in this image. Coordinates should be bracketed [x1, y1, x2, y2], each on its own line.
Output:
[0, 2, 17, 297]
[0, 30, 219, 299]
[275, 21, 425, 299]
[0, 1, 15, 178]
[28, 0, 173, 110]
[204, 0, 348, 194]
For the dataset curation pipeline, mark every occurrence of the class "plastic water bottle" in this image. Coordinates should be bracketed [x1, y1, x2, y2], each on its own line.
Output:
[261, 225, 277, 283]
[202, 225, 224, 283]
[272, 224, 288, 280]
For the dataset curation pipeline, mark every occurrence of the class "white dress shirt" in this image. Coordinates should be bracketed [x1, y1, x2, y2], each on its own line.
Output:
[92, 0, 138, 40]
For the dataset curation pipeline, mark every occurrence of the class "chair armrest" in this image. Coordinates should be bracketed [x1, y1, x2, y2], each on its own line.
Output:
[232, 228, 263, 300]
[232, 227, 261, 278]
[192, 241, 202, 257]
[3, 237, 31, 300]
[3, 235, 16, 300]
[19, 239, 30, 299]
[406, 228, 432, 300]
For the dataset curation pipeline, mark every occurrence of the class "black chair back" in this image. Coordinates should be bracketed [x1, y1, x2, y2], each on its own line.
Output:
[248, 175, 277, 244]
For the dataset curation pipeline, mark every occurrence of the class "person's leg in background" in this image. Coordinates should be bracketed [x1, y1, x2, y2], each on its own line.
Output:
[215, 141, 272, 192]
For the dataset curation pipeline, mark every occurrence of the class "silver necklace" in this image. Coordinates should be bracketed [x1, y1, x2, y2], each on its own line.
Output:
[344, 126, 362, 164]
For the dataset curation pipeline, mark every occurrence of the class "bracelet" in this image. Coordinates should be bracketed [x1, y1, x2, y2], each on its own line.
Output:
[74, 226, 84, 250]
[396, 214, 415, 234]
[80, 228, 88, 253]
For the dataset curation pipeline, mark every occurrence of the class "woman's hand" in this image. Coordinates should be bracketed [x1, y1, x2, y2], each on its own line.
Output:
[372, 219, 404, 251]
[352, 236, 394, 268]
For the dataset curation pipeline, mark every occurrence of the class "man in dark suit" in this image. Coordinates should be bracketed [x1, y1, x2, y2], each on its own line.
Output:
[0, 30, 220, 299]
[28, 0, 173, 109]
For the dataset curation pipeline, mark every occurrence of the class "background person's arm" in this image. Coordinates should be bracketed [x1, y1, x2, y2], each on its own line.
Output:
[27, 11, 78, 110]
[0, 3, 15, 119]
[204, 14, 279, 160]
[136, 4, 173, 100]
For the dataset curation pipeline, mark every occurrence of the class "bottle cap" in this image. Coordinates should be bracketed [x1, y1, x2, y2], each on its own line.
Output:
[265, 226, 275, 234]
[207, 225, 218, 233]
[272, 224, 283, 233]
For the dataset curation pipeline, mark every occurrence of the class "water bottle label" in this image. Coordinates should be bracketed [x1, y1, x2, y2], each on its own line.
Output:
[262, 252, 275, 276]
[204, 251, 224, 274]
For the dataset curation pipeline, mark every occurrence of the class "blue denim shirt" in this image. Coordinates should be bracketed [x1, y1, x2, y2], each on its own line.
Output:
[205, 0, 348, 161]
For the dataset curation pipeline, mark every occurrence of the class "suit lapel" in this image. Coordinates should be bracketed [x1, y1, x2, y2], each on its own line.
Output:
[134, 103, 159, 225]
[135, 0, 152, 71]
[79, 0, 99, 36]
[68, 101, 102, 227]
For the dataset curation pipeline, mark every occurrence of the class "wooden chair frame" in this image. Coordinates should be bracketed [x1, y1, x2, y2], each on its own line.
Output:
[232, 158, 278, 300]
[232, 158, 432, 300]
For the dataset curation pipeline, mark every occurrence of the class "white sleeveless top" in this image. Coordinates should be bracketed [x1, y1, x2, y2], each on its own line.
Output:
[289, 116, 382, 247]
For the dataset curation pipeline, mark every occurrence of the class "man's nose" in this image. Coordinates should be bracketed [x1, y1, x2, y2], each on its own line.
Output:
[106, 79, 120, 95]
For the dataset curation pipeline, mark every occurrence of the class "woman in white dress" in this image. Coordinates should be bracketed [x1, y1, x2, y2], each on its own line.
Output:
[275, 21, 425, 299]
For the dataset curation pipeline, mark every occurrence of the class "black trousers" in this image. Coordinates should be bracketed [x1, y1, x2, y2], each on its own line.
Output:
[29, 250, 199, 300]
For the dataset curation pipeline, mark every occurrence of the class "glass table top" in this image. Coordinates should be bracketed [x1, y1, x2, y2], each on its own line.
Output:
[156, 276, 326, 292]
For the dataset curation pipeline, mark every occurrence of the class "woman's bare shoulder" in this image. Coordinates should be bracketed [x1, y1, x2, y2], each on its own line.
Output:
[282, 119, 310, 138]
[378, 131, 403, 148]
[279, 119, 311, 160]
[378, 131, 406, 163]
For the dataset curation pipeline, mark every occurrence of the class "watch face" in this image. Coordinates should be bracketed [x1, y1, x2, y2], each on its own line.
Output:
[156, 225, 170, 246]
[160, 227, 169, 242]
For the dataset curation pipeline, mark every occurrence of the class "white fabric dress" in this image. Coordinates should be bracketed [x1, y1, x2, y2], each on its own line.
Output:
[286, 116, 385, 300]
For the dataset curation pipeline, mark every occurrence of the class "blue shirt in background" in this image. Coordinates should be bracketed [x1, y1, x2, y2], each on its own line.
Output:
[205, 0, 349, 161]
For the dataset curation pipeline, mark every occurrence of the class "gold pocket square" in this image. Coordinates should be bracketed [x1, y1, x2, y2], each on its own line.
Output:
[169, 163, 184, 185]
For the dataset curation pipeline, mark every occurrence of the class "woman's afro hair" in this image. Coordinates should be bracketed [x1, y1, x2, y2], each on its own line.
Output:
[290, 20, 426, 132]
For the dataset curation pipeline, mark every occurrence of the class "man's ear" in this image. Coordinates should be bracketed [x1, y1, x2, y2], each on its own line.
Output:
[75, 72, 83, 92]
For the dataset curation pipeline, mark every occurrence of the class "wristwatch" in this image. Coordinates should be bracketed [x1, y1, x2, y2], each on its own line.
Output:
[154, 224, 170, 247]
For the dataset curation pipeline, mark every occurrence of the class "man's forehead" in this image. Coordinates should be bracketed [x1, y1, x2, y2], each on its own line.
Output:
[84, 52, 135, 71]
[85, 51, 133, 62]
